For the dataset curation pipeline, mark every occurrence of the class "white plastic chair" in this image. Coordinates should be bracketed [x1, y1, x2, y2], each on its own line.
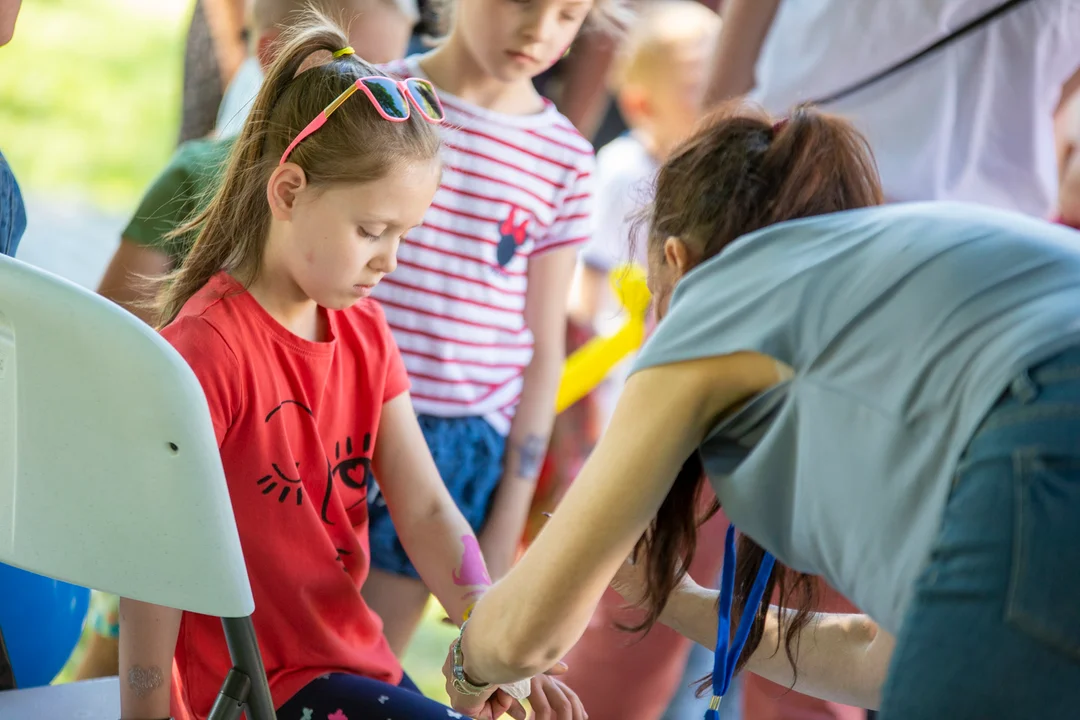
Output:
[0, 254, 275, 720]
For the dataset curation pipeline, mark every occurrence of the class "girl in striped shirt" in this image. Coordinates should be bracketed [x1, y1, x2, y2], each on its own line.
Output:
[364, 0, 628, 653]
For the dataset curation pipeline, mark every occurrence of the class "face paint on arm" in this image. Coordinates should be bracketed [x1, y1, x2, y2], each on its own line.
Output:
[127, 664, 165, 698]
[452, 534, 493, 588]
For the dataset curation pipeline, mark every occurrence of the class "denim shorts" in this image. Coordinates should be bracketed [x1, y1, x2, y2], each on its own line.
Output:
[880, 345, 1080, 718]
[367, 414, 505, 579]
[0, 151, 26, 258]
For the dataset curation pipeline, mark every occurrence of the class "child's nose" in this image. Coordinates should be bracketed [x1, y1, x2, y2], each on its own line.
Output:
[521, 9, 560, 44]
[378, 252, 397, 274]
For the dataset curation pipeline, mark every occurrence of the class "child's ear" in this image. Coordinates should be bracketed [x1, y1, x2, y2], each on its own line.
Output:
[616, 85, 652, 126]
[267, 164, 308, 222]
[1061, 140, 1077, 186]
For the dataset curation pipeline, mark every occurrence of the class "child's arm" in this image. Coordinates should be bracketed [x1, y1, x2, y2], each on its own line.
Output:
[118, 598, 181, 719]
[97, 239, 172, 326]
[479, 245, 578, 579]
[373, 393, 494, 621]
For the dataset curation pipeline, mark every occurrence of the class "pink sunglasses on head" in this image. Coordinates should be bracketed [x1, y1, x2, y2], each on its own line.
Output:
[280, 75, 445, 165]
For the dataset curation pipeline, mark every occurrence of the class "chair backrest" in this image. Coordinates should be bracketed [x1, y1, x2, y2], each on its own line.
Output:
[0, 255, 253, 617]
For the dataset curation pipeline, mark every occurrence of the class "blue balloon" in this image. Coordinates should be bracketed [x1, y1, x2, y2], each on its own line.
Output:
[0, 563, 90, 688]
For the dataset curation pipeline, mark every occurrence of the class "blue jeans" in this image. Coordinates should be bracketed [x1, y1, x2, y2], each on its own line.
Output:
[880, 346, 1080, 718]
[368, 414, 505, 579]
[0, 150, 26, 258]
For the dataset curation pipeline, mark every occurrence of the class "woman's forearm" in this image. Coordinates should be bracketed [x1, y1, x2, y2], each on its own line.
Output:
[119, 598, 181, 719]
[660, 581, 892, 709]
[458, 354, 784, 686]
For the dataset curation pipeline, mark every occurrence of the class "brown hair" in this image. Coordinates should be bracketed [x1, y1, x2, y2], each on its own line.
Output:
[631, 102, 884, 685]
[155, 4, 441, 328]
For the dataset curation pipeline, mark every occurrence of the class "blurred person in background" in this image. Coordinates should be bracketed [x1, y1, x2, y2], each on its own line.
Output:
[178, 0, 247, 143]
[0, 0, 25, 259]
[96, 0, 414, 328]
[216, 0, 418, 137]
[706, 0, 1080, 217]
[1055, 93, 1080, 229]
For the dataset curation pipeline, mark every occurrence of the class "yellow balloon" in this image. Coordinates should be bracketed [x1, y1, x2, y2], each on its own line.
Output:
[556, 263, 651, 413]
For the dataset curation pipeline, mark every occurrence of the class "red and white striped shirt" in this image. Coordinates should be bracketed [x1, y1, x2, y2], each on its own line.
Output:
[375, 57, 596, 434]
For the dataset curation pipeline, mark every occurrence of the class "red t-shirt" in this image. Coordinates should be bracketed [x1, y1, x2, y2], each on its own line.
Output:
[160, 273, 408, 719]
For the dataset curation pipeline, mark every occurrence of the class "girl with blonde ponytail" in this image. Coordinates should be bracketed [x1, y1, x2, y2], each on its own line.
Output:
[120, 8, 584, 720]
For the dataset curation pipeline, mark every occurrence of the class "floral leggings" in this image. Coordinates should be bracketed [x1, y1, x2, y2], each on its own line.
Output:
[277, 673, 463, 720]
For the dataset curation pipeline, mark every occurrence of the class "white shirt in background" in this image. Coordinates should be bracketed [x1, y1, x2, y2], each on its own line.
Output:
[215, 56, 265, 139]
[752, 0, 1080, 217]
[578, 132, 658, 422]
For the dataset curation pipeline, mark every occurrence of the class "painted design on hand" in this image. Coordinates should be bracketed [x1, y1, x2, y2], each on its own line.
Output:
[328, 710, 349, 720]
[452, 534, 492, 587]
[301, 709, 314, 720]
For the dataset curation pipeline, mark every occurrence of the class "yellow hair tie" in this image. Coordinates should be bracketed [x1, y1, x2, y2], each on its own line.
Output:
[333, 46, 355, 58]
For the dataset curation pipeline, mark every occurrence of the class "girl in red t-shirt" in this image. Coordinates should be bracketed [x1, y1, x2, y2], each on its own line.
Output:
[118, 10, 583, 720]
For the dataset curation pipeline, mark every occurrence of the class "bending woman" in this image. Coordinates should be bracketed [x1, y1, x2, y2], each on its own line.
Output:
[441, 104, 1080, 720]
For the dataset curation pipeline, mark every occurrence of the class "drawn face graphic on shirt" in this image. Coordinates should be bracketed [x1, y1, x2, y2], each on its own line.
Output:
[256, 401, 373, 527]
[256, 400, 314, 506]
[320, 433, 372, 524]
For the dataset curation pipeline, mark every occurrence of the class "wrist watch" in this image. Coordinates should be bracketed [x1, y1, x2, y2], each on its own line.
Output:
[451, 620, 492, 697]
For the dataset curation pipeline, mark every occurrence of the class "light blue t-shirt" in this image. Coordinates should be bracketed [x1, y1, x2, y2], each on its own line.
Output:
[632, 202, 1080, 632]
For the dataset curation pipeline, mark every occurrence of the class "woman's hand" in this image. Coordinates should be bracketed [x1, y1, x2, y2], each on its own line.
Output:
[442, 641, 525, 720]
[442, 639, 586, 720]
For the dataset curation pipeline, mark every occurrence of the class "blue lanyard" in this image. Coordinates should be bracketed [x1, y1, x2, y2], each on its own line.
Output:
[706, 525, 775, 719]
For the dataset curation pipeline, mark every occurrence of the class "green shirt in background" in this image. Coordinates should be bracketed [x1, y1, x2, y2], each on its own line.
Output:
[123, 136, 236, 266]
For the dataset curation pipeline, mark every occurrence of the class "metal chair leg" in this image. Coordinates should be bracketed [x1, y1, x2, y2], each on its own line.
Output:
[207, 668, 252, 720]
[210, 615, 275, 720]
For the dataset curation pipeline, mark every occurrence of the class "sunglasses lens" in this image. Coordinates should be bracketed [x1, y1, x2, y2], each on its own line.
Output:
[406, 78, 445, 121]
[361, 77, 410, 119]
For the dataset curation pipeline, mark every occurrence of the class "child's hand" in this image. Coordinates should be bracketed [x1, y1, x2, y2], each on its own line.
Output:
[442, 640, 527, 720]
[526, 670, 588, 720]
